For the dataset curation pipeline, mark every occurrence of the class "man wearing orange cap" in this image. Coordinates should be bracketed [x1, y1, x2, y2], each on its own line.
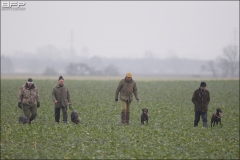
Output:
[115, 72, 139, 125]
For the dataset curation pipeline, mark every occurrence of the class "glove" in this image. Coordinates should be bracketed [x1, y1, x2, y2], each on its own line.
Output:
[37, 102, 40, 108]
[115, 99, 118, 102]
[18, 102, 22, 109]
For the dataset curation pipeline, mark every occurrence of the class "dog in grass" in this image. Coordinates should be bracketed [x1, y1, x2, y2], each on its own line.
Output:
[141, 108, 148, 124]
[19, 116, 28, 124]
[211, 108, 222, 127]
[71, 111, 80, 124]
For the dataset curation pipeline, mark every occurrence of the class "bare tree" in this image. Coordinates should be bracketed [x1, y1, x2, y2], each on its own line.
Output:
[43, 66, 58, 76]
[201, 60, 218, 78]
[1, 55, 15, 73]
[65, 63, 93, 76]
[104, 64, 119, 76]
[218, 45, 239, 78]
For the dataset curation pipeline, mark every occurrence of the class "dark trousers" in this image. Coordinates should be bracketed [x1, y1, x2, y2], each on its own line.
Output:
[194, 111, 207, 127]
[55, 106, 68, 122]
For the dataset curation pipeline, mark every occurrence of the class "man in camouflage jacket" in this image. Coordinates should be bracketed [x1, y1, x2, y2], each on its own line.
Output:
[18, 78, 40, 124]
[52, 76, 71, 124]
[192, 82, 210, 128]
[115, 72, 139, 124]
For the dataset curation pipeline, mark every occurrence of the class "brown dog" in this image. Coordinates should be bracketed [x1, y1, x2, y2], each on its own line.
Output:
[141, 108, 148, 124]
[71, 111, 80, 124]
[19, 116, 28, 124]
[211, 108, 222, 127]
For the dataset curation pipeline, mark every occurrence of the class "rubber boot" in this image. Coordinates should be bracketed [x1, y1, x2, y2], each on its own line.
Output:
[203, 122, 208, 128]
[126, 112, 130, 125]
[29, 117, 35, 125]
[63, 120, 67, 124]
[121, 112, 126, 124]
[194, 121, 198, 127]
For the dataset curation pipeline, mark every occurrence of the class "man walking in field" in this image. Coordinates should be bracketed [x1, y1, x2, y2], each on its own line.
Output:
[52, 76, 72, 124]
[192, 82, 210, 128]
[18, 78, 40, 124]
[115, 72, 139, 125]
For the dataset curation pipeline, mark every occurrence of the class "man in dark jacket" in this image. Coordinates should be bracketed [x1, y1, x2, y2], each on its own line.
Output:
[18, 78, 40, 124]
[192, 82, 210, 128]
[52, 76, 72, 124]
[115, 72, 139, 124]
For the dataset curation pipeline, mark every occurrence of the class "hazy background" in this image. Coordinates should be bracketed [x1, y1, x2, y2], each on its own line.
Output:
[1, 1, 239, 78]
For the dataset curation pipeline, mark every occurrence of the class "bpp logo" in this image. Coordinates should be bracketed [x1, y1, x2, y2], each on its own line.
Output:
[2, 1, 26, 8]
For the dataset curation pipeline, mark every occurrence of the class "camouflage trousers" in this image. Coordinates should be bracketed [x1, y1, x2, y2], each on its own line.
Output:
[55, 106, 68, 122]
[22, 104, 37, 122]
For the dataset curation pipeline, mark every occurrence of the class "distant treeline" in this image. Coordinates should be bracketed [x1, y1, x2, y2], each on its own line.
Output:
[1, 45, 239, 78]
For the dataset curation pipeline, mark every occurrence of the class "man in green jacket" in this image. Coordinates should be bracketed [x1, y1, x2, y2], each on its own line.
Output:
[18, 78, 40, 124]
[192, 82, 210, 128]
[52, 76, 72, 124]
[115, 72, 139, 124]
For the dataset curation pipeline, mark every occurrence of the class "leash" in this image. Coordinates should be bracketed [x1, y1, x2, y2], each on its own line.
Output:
[113, 101, 118, 125]
[16, 104, 22, 119]
[69, 104, 82, 117]
[137, 101, 142, 110]
[69, 104, 74, 111]
[17, 104, 27, 123]
[19, 104, 25, 116]
[114, 101, 118, 108]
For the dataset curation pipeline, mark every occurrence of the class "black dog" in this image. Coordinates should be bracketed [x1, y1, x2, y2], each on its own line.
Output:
[211, 108, 222, 127]
[71, 111, 80, 124]
[19, 116, 28, 124]
[141, 108, 148, 124]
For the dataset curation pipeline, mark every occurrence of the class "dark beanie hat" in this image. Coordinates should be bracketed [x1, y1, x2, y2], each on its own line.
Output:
[58, 76, 64, 80]
[200, 82, 206, 87]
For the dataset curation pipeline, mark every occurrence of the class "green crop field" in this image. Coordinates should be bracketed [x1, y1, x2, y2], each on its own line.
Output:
[1, 78, 239, 159]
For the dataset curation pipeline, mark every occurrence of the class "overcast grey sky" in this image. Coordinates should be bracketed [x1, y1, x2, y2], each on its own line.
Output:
[1, 1, 239, 60]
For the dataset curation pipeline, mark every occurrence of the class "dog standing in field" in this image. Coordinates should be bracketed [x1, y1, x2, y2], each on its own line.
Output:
[71, 111, 80, 124]
[19, 116, 28, 124]
[141, 108, 148, 124]
[211, 108, 222, 127]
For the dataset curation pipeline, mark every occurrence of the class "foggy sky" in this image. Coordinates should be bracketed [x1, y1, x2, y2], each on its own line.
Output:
[1, 1, 239, 60]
